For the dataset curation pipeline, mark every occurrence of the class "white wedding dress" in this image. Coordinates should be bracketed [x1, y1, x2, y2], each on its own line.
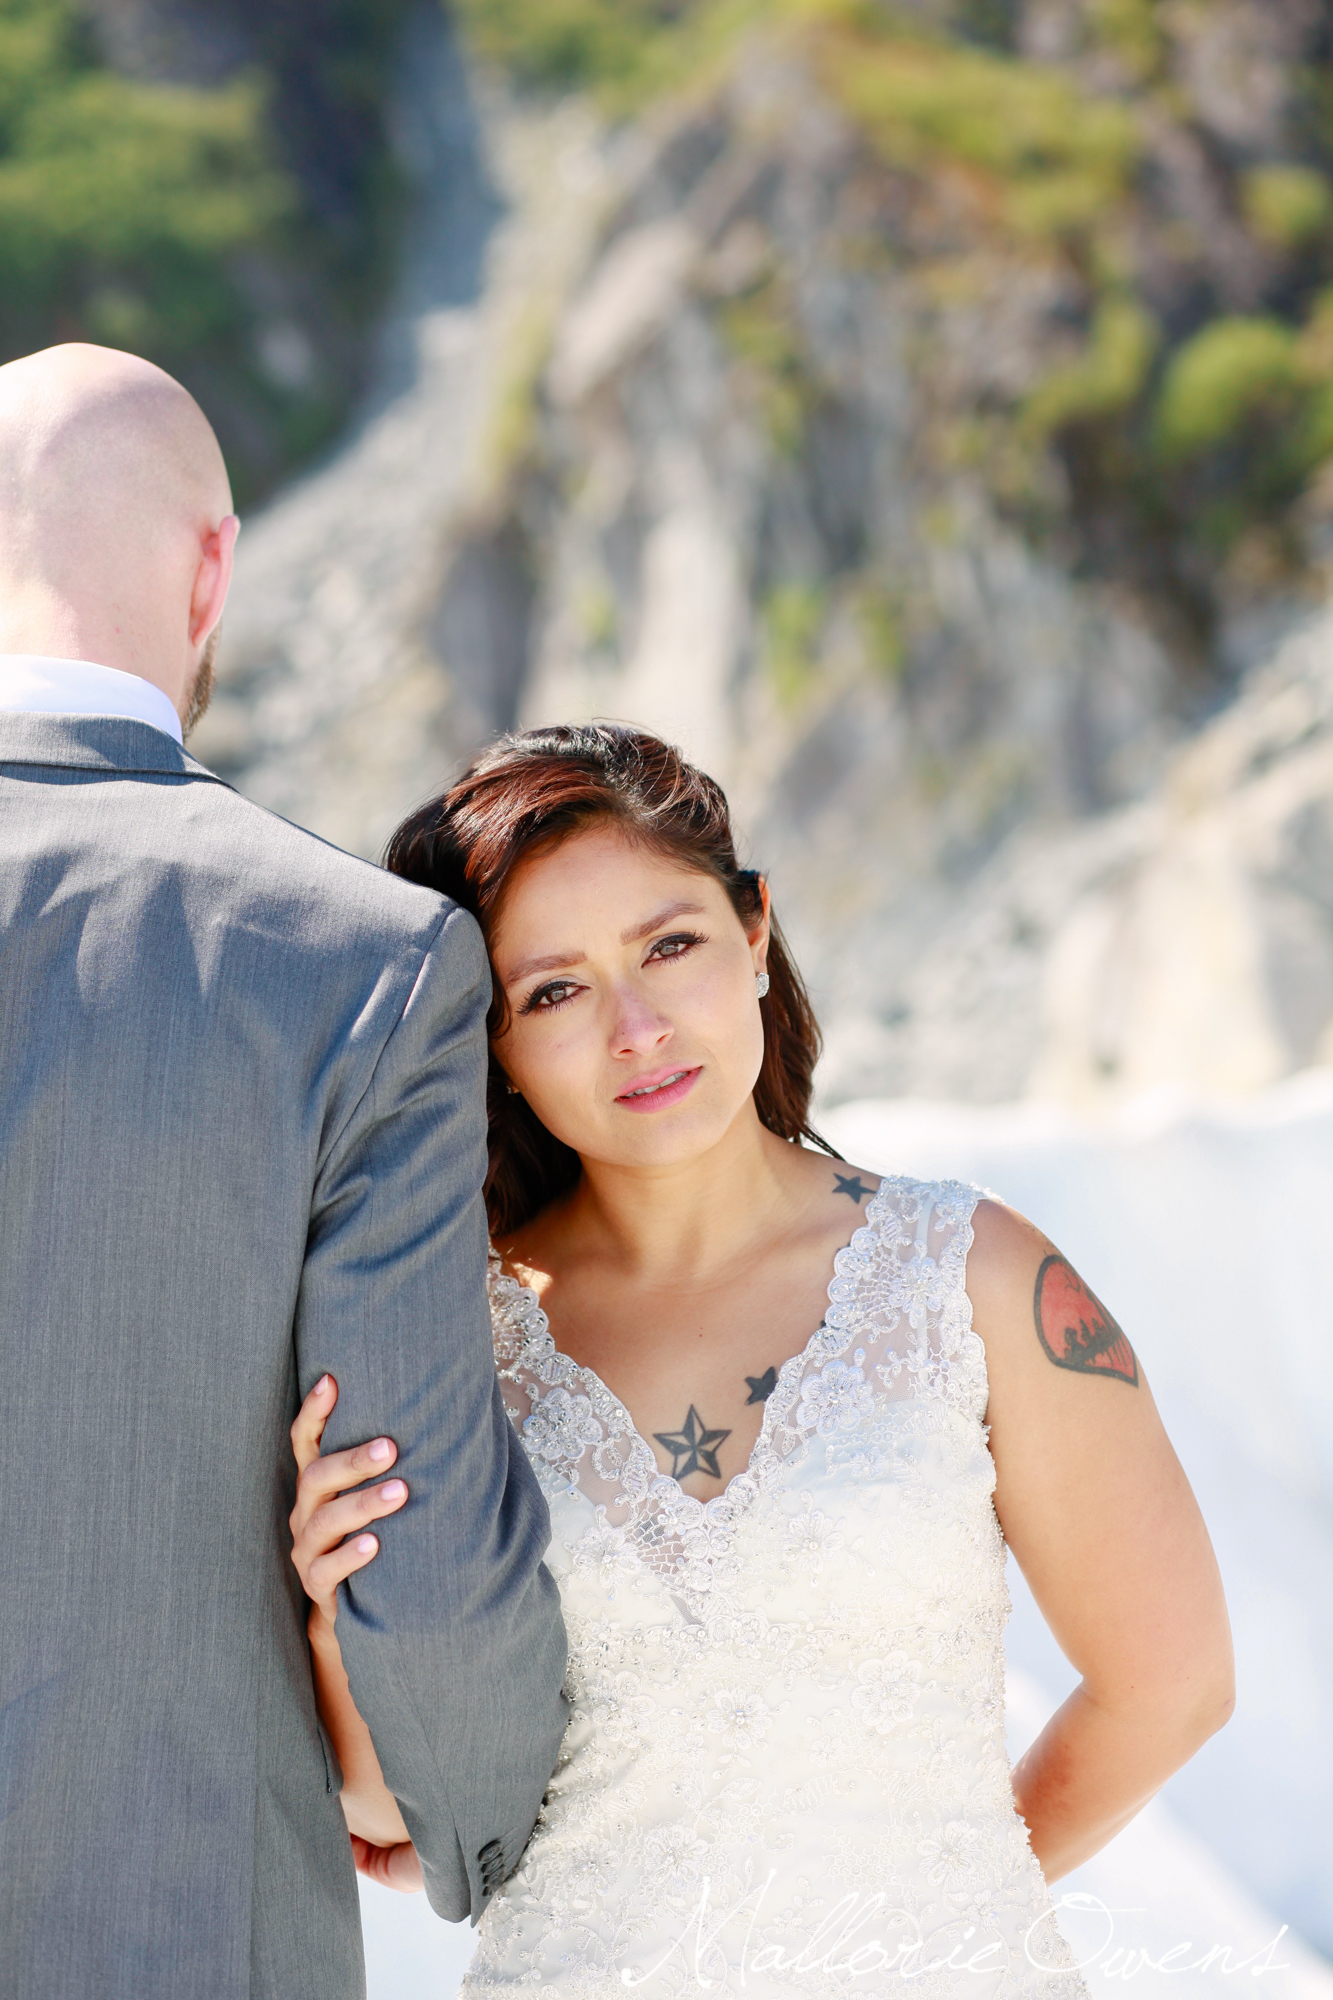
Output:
[464, 1176, 1090, 2000]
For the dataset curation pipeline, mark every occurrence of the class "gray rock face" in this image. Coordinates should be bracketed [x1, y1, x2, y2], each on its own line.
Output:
[199, 16, 1333, 1111]
[817, 603, 1333, 1105]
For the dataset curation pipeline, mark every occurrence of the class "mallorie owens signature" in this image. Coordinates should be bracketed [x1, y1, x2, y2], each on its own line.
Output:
[1041, 1894, 1293, 1982]
[618, 1874, 1294, 1990]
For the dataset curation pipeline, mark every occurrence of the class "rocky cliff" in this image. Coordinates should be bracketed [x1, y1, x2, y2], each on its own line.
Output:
[196, 1, 1333, 1109]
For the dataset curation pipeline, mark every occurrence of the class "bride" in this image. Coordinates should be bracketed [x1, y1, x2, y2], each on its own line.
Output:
[289, 722, 1233, 1997]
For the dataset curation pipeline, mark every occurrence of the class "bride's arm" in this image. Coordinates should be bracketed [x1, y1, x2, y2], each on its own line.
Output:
[289, 1376, 422, 1887]
[966, 1198, 1235, 1882]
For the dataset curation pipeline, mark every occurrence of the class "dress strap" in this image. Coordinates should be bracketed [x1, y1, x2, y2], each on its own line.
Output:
[911, 1186, 936, 1256]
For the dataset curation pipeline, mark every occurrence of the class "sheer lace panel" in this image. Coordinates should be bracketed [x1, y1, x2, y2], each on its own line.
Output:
[488, 1175, 989, 1597]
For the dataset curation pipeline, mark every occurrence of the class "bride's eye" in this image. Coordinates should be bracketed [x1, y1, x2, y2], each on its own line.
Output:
[522, 978, 582, 1015]
[647, 931, 705, 964]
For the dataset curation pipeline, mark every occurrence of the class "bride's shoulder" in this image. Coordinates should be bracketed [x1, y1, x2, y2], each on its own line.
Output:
[489, 1200, 568, 1291]
[965, 1192, 1050, 1269]
[795, 1149, 996, 1233]
[788, 1144, 887, 1243]
[817, 1166, 1039, 1273]
[487, 1239, 552, 1305]
[957, 1193, 1060, 1345]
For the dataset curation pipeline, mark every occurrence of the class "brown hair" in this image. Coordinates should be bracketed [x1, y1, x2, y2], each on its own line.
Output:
[384, 722, 837, 1236]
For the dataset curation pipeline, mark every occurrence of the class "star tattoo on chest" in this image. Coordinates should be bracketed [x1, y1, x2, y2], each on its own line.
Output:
[653, 1406, 732, 1480]
[833, 1172, 874, 1204]
[745, 1366, 778, 1405]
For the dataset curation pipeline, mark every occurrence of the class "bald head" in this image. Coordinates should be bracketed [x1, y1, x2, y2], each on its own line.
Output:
[0, 344, 238, 731]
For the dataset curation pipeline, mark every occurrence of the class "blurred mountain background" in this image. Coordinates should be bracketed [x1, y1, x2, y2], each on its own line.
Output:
[12, 0, 1333, 1109]
[7, 0, 1333, 1977]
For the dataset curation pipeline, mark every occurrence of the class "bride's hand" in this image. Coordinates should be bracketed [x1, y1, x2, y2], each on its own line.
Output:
[289, 1374, 409, 1631]
[351, 1835, 425, 1894]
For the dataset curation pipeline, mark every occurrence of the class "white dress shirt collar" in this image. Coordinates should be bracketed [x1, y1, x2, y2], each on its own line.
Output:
[0, 655, 184, 745]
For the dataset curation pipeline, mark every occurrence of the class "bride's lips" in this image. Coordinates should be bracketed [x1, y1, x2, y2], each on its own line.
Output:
[613, 1065, 702, 1113]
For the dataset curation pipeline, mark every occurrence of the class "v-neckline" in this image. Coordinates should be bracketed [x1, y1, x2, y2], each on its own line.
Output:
[492, 1179, 888, 1521]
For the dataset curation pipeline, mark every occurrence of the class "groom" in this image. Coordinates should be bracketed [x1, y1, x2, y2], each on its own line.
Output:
[0, 345, 567, 1999]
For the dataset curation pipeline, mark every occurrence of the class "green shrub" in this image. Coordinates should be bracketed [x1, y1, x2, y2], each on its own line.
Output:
[763, 581, 825, 704]
[453, 0, 800, 110]
[0, 0, 417, 502]
[0, 0, 289, 351]
[1300, 377, 1333, 474]
[453, 0, 684, 91]
[575, 577, 618, 651]
[719, 283, 813, 454]
[854, 581, 906, 682]
[1024, 296, 1158, 438]
[1152, 318, 1304, 463]
[480, 303, 557, 493]
[1088, 0, 1165, 81]
[1239, 164, 1333, 250]
[824, 32, 1138, 238]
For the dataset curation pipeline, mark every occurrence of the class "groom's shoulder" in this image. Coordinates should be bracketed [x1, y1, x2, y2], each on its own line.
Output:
[187, 776, 467, 961]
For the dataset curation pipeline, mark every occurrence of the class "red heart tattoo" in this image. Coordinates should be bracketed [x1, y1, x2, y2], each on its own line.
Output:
[1034, 1254, 1138, 1386]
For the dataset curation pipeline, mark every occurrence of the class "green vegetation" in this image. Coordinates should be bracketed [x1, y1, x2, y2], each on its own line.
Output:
[454, 0, 1333, 636]
[1153, 319, 1305, 464]
[1087, 0, 1165, 82]
[465, 0, 1141, 235]
[1145, 302, 1333, 536]
[0, 2, 286, 351]
[798, 12, 1333, 606]
[480, 303, 558, 495]
[0, 0, 412, 503]
[1025, 297, 1158, 439]
[718, 282, 813, 455]
[854, 581, 907, 683]
[452, 0, 782, 109]
[575, 577, 618, 652]
[824, 33, 1138, 241]
[762, 581, 826, 705]
[1239, 164, 1333, 250]
[450, 0, 675, 92]
[11, 0, 1325, 613]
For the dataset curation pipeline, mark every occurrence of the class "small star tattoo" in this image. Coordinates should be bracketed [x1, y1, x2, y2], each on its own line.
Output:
[834, 1173, 874, 1205]
[653, 1406, 732, 1480]
[745, 1366, 778, 1405]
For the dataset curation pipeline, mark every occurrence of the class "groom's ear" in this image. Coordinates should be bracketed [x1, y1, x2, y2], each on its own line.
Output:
[189, 513, 240, 653]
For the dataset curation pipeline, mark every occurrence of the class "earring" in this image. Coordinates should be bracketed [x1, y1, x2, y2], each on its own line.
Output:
[505, 1080, 520, 1096]
[755, 971, 770, 999]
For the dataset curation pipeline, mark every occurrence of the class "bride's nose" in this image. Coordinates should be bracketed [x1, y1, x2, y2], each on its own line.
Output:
[610, 985, 672, 1058]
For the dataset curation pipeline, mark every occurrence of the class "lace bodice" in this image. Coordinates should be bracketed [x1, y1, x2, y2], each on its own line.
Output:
[463, 1176, 1089, 2000]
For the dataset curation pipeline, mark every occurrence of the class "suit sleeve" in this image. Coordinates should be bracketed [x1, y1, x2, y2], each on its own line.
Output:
[294, 902, 568, 1922]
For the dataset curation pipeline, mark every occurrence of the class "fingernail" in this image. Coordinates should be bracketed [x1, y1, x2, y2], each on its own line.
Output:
[357, 1535, 377, 1554]
[379, 1480, 406, 1501]
[315, 1374, 330, 1396]
[368, 1438, 392, 1462]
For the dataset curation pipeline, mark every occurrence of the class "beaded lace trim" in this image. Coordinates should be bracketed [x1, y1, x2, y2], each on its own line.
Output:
[488, 1175, 989, 1598]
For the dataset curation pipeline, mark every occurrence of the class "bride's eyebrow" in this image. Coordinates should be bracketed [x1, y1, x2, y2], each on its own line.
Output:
[505, 946, 583, 984]
[503, 902, 707, 985]
[620, 900, 706, 945]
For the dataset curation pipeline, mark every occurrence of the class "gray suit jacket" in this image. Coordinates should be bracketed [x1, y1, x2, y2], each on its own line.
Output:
[0, 714, 568, 2000]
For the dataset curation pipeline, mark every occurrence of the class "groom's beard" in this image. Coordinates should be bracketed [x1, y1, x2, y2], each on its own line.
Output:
[183, 625, 220, 739]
